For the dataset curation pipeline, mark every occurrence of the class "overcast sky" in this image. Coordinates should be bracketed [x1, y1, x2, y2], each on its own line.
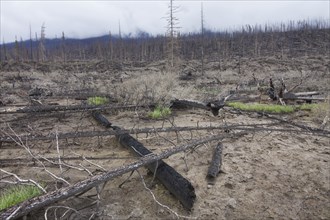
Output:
[1, 0, 329, 43]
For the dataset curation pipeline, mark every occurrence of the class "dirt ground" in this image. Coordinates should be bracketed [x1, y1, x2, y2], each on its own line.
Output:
[0, 57, 329, 219]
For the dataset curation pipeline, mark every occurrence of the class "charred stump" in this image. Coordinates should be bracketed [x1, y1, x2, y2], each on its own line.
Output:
[207, 143, 223, 178]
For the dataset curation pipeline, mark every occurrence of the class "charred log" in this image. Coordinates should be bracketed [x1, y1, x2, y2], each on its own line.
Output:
[92, 112, 196, 210]
[170, 99, 208, 110]
[171, 96, 232, 116]
[207, 143, 223, 178]
[0, 104, 146, 114]
[92, 111, 112, 128]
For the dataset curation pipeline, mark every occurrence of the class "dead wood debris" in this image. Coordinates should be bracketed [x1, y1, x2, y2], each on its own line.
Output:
[264, 77, 326, 104]
[92, 111, 196, 210]
[0, 133, 240, 219]
[1, 120, 329, 145]
[207, 143, 223, 179]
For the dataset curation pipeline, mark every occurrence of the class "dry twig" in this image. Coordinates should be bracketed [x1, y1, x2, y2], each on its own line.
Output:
[0, 169, 46, 193]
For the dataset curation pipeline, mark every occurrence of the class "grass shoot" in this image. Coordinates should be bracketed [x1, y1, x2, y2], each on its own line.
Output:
[87, 96, 109, 105]
[0, 185, 43, 211]
[149, 106, 172, 119]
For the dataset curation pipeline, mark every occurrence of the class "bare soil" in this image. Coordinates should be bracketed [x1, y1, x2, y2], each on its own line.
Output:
[0, 57, 329, 219]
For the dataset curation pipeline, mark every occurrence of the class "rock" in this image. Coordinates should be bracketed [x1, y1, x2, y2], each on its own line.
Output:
[227, 198, 237, 209]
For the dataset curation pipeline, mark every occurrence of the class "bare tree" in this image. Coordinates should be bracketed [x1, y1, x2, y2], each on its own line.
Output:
[39, 23, 46, 62]
[35, 32, 39, 62]
[108, 31, 113, 61]
[166, 0, 180, 70]
[200, 2, 205, 76]
[14, 36, 19, 62]
[0, 38, 7, 62]
[29, 24, 33, 61]
[61, 32, 66, 62]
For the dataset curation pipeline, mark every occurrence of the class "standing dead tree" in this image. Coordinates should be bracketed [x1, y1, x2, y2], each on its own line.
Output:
[39, 23, 46, 62]
[200, 2, 205, 76]
[166, 0, 180, 70]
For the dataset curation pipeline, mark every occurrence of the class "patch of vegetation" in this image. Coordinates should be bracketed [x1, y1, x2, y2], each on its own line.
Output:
[228, 102, 326, 114]
[87, 96, 108, 105]
[0, 185, 43, 211]
[309, 101, 330, 124]
[297, 103, 319, 111]
[228, 102, 295, 113]
[149, 106, 172, 119]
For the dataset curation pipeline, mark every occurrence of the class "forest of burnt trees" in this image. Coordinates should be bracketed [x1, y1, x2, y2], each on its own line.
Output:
[0, 19, 329, 65]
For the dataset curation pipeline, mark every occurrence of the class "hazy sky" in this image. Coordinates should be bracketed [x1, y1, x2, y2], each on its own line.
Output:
[1, 0, 329, 43]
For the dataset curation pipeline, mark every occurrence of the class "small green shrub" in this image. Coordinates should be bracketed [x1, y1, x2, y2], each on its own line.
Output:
[0, 185, 43, 211]
[87, 96, 108, 105]
[149, 106, 172, 119]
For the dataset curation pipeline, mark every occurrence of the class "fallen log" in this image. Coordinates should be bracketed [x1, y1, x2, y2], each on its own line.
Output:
[171, 95, 232, 116]
[281, 92, 327, 101]
[207, 143, 223, 178]
[0, 156, 133, 167]
[284, 96, 327, 101]
[92, 111, 112, 128]
[170, 99, 208, 110]
[0, 134, 229, 219]
[116, 129, 196, 210]
[92, 112, 196, 210]
[0, 104, 146, 114]
[1, 122, 329, 144]
[293, 91, 320, 96]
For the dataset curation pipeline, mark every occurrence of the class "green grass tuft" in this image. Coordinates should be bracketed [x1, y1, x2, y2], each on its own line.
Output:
[149, 106, 172, 119]
[227, 102, 295, 113]
[87, 96, 109, 105]
[0, 185, 43, 211]
[228, 102, 324, 114]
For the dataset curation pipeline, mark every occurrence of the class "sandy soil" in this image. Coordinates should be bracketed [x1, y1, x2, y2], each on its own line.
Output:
[0, 57, 329, 219]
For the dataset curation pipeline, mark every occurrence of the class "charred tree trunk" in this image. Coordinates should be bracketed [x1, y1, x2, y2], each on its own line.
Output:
[92, 112, 196, 210]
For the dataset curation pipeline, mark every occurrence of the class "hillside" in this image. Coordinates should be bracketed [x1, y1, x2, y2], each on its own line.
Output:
[1, 20, 329, 63]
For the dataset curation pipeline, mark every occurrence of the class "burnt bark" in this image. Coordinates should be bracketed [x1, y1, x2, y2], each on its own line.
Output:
[207, 143, 223, 178]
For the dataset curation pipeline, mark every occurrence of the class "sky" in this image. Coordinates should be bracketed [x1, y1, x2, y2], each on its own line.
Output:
[0, 0, 329, 43]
